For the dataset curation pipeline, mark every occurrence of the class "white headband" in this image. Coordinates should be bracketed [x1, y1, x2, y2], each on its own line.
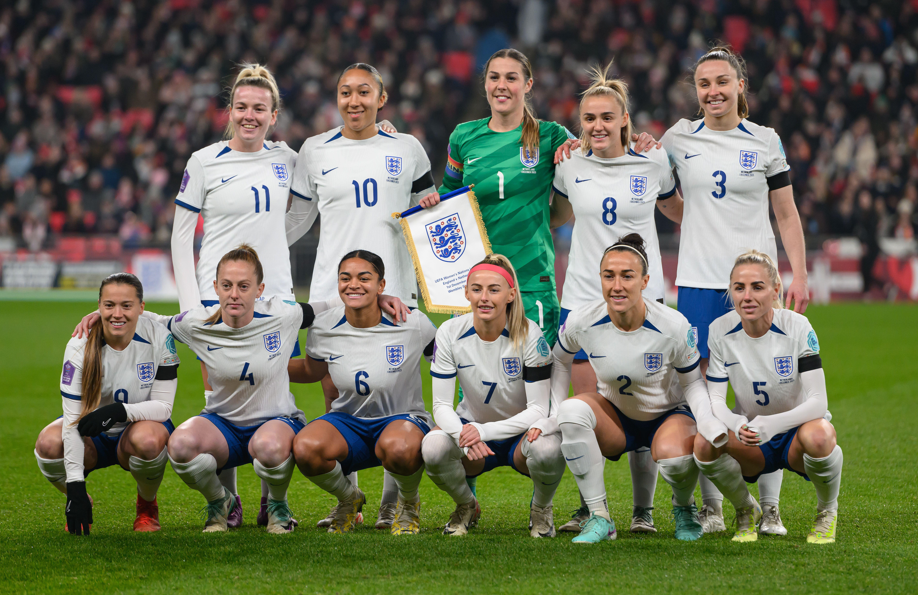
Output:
[604, 244, 648, 270]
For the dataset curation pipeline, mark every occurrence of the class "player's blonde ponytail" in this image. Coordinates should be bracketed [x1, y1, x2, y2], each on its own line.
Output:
[484, 49, 540, 156]
[579, 62, 633, 153]
[224, 63, 281, 140]
[731, 250, 784, 309]
[205, 244, 265, 325]
[472, 254, 529, 351]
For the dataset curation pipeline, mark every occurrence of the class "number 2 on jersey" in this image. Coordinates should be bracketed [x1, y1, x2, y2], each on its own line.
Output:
[251, 186, 271, 212]
[712, 171, 726, 199]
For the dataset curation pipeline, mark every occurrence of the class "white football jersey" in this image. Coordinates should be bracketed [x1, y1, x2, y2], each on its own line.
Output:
[706, 309, 821, 419]
[557, 298, 700, 420]
[290, 128, 435, 306]
[305, 307, 437, 420]
[175, 140, 297, 302]
[430, 314, 552, 424]
[661, 119, 790, 289]
[165, 297, 305, 426]
[553, 147, 675, 306]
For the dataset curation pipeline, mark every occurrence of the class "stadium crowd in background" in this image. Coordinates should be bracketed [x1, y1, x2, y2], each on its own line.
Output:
[0, 0, 915, 255]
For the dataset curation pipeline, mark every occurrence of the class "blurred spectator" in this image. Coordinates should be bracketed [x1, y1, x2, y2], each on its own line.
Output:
[854, 190, 882, 294]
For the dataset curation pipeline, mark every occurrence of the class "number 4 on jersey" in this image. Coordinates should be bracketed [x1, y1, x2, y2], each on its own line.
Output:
[240, 362, 255, 386]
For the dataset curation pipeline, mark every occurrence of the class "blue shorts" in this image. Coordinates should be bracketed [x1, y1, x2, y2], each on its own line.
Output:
[606, 403, 694, 462]
[87, 419, 175, 476]
[676, 287, 733, 359]
[743, 427, 809, 483]
[199, 413, 305, 472]
[559, 308, 588, 361]
[460, 418, 526, 478]
[315, 412, 430, 476]
[198, 300, 300, 359]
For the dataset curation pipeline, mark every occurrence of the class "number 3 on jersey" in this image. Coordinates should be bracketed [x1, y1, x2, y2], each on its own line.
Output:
[712, 171, 726, 199]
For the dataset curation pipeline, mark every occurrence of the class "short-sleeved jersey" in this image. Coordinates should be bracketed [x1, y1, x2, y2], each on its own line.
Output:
[305, 307, 437, 420]
[557, 298, 700, 421]
[553, 147, 676, 306]
[661, 119, 790, 289]
[175, 141, 297, 302]
[166, 297, 304, 426]
[706, 309, 821, 419]
[430, 314, 552, 424]
[60, 317, 181, 436]
[290, 128, 435, 306]
[439, 118, 572, 292]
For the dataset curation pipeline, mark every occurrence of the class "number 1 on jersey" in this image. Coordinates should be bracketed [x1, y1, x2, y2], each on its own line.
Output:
[497, 171, 504, 200]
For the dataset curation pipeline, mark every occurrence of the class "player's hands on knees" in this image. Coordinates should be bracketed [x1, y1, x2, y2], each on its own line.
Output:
[554, 139, 581, 164]
[785, 278, 809, 313]
[526, 428, 542, 442]
[378, 295, 410, 323]
[66, 481, 93, 536]
[77, 402, 128, 437]
[631, 132, 661, 152]
[465, 441, 494, 461]
[72, 311, 101, 338]
[738, 425, 761, 447]
[418, 192, 441, 209]
[378, 120, 397, 134]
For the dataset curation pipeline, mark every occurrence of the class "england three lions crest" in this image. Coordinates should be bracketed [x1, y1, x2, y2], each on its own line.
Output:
[520, 148, 539, 168]
[263, 331, 281, 353]
[137, 362, 155, 382]
[630, 175, 648, 196]
[272, 163, 289, 181]
[739, 151, 758, 170]
[644, 353, 663, 372]
[774, 356, 793, 377]
[502, 357, 521, 377]
[426, 213, 466, 262]
[386, 156, 403, 176]
[386, 345, 405, 367]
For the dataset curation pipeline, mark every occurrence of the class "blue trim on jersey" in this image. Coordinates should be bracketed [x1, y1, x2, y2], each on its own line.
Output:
[706, 375, 729, 383]
[216, 146, 232, 158]
[132, 333, 151, 345]
[263, 142, 272, 150]
[770, 323, 786, 336]
[379, 316, 397, 327]
[737, 122, 755, 137]
[201, 300, 219, 306]
[308, 355, 325, 362]
[558, 308, 587, 360]
[252, 312, 272, 319]
[61, 390, 81, 400]
[459, 326, 509, 340]
[592, 315, 612, 327]
[641, 319, 662, 333]
[332, 315, 348, 329]
[552, 185, 568, 199]
[430, 370, 457, 379]
[377, 130, 396, 139]
[675, 359, 700, 374]
[324, 131, 344, 144]
[691, 122, 705, 134]
[627, 148, 648, 159]
[586, 150, 593, 157]
[726, 321, 744, 336]
[174, 199, 201, 213]
[290, 188, 312, 201]
[556, 337, 577, 355]
[658, 186, 677, 199]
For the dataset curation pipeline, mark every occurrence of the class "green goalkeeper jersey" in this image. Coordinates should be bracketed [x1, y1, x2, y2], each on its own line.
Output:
[439, 118, 571, 292]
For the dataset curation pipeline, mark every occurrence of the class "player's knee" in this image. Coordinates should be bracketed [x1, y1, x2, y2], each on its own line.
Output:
[652, 439, 688, 462]
[377, 437, 420, 474]
[250, 434, 290, 467]
[167, 430, 201, 464]
[693, 431, 718, 462]
[292, 432, 325, 472]
[799, 419, 836, 457]
[421, 430, 456, 467]
[130, 428, 167, 460]
[522, 433, 562, 466]
[35, 424, 63, 459]
[557, 398, 596, 430]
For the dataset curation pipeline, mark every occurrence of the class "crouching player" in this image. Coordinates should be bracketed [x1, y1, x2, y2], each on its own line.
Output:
[694, 250, 842, 543]
[35, 273, 179, 535]
[290, 250, 437, 535]
[549, 234, 728, 543]
[423, 255, 564, 537]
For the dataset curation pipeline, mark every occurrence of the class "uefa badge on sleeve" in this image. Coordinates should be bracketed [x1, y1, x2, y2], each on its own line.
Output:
[502, 357, 521, 377]
[426, 214, 466, 262]
[263, 332, 281, 353]
[774, 356, 793, 378]
[137, 362, 155, 382]
[386, 345, 405, 367]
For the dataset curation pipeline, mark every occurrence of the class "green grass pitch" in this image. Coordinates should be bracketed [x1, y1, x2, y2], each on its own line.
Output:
[0, 300, 916, 593]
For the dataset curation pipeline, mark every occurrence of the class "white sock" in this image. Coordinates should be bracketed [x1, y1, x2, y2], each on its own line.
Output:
[628, 448, 658, 509]
[253, 455, 296, 502]
[804, 445, 843, 511]
[129, 447, 168, 502]
[381, 470, 399, 506]
[218, 468, 238, 495]
[757, 470, 783, 507]
[522, 433, 565, 508]
[35, 450, 67, 494]
[169, 453, 226, 503]
[388, 466, 423, 502]
[346, 471, 358, 488]
[694, 454, 755, 511]
[559, 399, 609, 520]
[422, 430, 474, 505]
[658, 455, 699, 507]
[699, 473, 724, 512]
[307, 462, 356, 501]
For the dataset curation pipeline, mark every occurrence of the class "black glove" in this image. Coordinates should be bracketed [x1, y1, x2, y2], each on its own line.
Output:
[77, 402, 127, 437]
[66, 481, 93, 536]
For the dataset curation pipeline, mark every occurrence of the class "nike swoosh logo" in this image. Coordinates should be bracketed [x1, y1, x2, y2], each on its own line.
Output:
[221, 175, 237, 183]
[684, 154, 701, 159]
[565, 455, 583, 461]
[207, 346, 223, 351]
[824, 473, 839, 484]
[322, 167, 338, 175]
[575, 177, 591, 183]
[458, 364, 474, 369]
[725, 362, 740, 367]
[466, 157, 482, 164]
[102, 419, 110, 427]
[329, 355, 343, 361]
[589, 353, 605, 359]
[66, 502, 71, 513]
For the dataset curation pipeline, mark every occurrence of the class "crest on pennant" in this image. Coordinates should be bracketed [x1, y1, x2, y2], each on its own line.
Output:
[502, 357, 521, 377]
[426, 213, 466, 262]
[263, 331, 281, 353]
[272, 163, 289, 181]
[739, 150, 758, 170]
[386, 345, 405, 367]
[520, 147, 539, 168]
[630, 175, 648, 196]
[137, 362, 155, 382]
[774, 356, 793, 378]
[386, 156, 403, 176]
[644, 353, 663, 372]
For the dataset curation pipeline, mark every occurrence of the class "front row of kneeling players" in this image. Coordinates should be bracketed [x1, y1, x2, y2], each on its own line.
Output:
[36, 238, 841, 544]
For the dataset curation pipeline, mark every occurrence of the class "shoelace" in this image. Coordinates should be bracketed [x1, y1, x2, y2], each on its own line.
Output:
[569, 505, 589, 520]
[201, 500, 225, 523]
[763, 507, 780, 525]
[812, 510, 834, 534]
[633, 506, 654, 524]
[266, 500, 292, 524]
[378, 502, 397, 521]
[732, 506, 756, 532]
[579, 515, 606, 533]
[672, 504, 699, 525]
[448, 502, 474, 528]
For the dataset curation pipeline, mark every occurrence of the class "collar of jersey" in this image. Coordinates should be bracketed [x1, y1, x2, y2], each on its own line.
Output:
[726, 321, 786, 337]
[459, 326, 510, 341]
[100, 332, 150, 348]
[591, 314, 660, 334]
[332, 312, 397, 329]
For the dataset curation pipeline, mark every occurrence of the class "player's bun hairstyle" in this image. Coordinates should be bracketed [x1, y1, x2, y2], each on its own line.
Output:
[470, 254, 528, 350]
[731, 250, 784, 309]
[77, 274, 145, 423]
[692, 45, 749, 119]
[337, 63, 389, 106]
[224, 63, 281, 140]
[483, 49, 540, 156]
[579, 61, 633, 153]
[602, 233, 649, 277]
[205, 244, 265, 325]
[339, 249, 386, 280]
